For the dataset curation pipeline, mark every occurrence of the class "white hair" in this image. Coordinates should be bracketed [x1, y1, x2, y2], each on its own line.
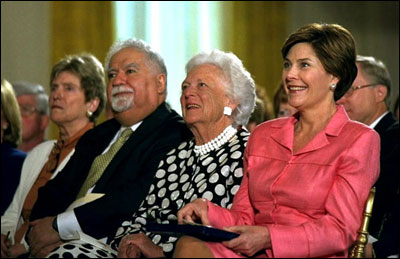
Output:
[11, 81, 49, 115]
[104, 38, 167, 79]
[185, 50, 256, 127]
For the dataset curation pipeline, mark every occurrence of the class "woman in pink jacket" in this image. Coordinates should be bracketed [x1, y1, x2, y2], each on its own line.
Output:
[175, 23, 380, 258]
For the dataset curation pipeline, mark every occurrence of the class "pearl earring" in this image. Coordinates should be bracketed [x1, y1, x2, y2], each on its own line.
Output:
[87, 110, 93, 117]
[330, 84, 336, 90]
[223, 106, 232, 116]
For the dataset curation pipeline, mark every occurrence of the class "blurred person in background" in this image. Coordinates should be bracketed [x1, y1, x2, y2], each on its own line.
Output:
[273, 82, 297, 118]
[246, 86, 273, 132]
[12, 81, 49, 153]
[246, 97, 266, 132]
[1, 79, 26, 217]
[337, 55, 399, 258]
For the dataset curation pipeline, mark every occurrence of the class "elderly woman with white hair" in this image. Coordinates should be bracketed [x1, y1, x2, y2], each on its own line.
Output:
[48, 49, 256, 258]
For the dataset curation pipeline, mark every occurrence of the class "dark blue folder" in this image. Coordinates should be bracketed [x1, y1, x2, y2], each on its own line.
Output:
[145, 223, 240, 242]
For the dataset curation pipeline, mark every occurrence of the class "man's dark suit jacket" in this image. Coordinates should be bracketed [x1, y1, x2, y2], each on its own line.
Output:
[369, 112, 399, 257]
[30, 102, 192, 239]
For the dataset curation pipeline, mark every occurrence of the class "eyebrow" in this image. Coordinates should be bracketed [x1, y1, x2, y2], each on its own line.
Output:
[297, 58, 313, 62]
[124, 63, 140, 70]
[108, 62, 140, 73]
[50, 82, 79, 89]
[182, 78, 209, 85]
[284, 57, 313, 63]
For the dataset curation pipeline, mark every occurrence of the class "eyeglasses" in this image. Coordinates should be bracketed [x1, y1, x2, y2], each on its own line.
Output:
[19, 106, 38, 117]
[344, 83, 377, 97]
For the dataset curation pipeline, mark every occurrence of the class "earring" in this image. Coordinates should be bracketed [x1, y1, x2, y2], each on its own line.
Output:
[330, 84, 336, 90]
[86, 110, 93, 117]
[223, 106, 232, 116]
[2, 121, 9, 130]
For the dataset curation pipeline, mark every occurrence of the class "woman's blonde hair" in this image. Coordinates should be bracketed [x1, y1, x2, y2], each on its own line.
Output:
[1, 79, 22, 146]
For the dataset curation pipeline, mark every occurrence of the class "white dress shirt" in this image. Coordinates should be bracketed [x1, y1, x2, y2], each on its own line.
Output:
[57, 121, 142, 241]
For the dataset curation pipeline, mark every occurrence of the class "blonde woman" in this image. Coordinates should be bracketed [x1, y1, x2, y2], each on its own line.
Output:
[1, 79, 26, 217]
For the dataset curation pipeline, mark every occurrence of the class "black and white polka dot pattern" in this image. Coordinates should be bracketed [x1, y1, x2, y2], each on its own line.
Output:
[47, 129, 249, 258]
[48, 242, 117, 258]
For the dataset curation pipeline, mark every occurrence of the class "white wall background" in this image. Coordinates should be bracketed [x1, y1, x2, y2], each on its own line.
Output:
[1, 1, 51, 90]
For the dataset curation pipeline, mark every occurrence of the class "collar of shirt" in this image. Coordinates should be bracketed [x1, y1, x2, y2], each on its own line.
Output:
[102, 121, 143, 154]
[369, 111, 388, 129]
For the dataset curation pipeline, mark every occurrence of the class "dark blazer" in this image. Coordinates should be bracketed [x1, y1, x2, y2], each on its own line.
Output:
[30, 102, 192, 238]
[369, 112, 399, 257]
[1, 143, 26, 215]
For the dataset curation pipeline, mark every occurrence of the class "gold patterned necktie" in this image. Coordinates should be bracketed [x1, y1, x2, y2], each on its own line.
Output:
[76, 128, 133, 199]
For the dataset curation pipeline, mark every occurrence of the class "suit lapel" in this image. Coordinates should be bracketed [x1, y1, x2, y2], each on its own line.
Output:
[85, 119, 121, 158]
[270, 117, 296, 152]
[93, 103, 173, 190]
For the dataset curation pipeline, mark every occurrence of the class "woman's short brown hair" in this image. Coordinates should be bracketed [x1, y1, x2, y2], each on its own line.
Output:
[281, 23, 357, 101]
[50, 53, 106, 122]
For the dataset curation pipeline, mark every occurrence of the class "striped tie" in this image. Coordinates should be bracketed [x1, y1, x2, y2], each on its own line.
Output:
[76, 128, 133, 199]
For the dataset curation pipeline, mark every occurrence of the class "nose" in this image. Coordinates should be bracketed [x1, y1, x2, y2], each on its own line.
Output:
[284, 66, 298, 82]
[336, 95, 346, 105]
[51, 87, 63, 100]
[182, 85, 196, 99]
[112, 71, 126, 87]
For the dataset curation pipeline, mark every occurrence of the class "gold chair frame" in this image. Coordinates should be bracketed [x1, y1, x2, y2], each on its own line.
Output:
[349, 187, 376, 258]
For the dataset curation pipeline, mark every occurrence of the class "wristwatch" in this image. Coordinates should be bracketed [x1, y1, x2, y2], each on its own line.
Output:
[52, 217, 59, 232]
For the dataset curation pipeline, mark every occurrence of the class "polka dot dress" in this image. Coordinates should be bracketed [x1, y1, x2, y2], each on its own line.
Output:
[47, 129, 249, 258]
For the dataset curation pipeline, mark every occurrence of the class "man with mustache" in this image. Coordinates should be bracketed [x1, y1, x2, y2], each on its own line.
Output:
[25, 39, 192, 257]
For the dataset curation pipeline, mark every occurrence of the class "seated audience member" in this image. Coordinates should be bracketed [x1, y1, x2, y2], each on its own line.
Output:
[24, 39, 192, 258]
[255, 86, 274, 121]
[246, 97, 265, 132]
[273, 82, 297, 118]
[12, 81, 50, 153]
[1, 79, 26, 216]
[246, 86, 273, 132]
[337, 55, 399, 258]
[114, 49, 256, 258]
[48, 49, 256, 258]
[175, 23, 380, 258]
[1, 53, 106, 258]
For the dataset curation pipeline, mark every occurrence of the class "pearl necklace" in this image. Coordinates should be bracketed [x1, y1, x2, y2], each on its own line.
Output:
[194, 125, 237, 156]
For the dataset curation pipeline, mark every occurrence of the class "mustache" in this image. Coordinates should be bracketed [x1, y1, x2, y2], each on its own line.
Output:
[111, 86, 134, 96]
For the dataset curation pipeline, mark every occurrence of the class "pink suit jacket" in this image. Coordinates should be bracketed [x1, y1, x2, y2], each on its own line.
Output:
[207, 106, 380, 258]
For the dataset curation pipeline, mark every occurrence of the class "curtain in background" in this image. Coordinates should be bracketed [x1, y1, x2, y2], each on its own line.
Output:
[49, 1, 287, 139]
[221, 1, 288, 100]
[49, 1, 114, 139]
